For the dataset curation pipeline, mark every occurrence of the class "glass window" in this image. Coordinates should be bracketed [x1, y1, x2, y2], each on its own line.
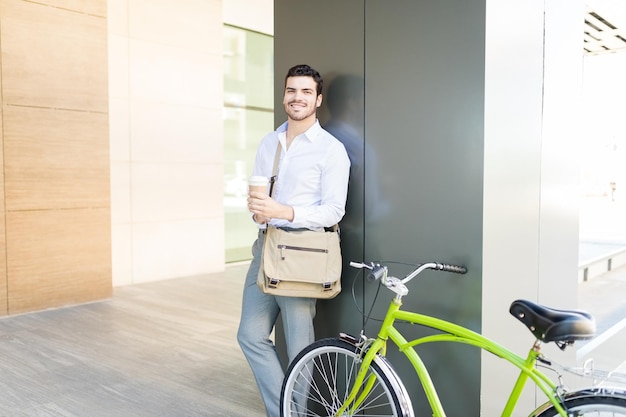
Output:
[223, 25, 274, 262]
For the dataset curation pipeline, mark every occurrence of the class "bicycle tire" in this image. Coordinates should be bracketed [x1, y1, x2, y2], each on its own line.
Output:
[280, 337, 413, 417]
[534, 388, 626, 417]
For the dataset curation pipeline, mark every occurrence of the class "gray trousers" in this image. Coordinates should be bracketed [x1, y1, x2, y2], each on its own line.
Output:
[237, 231, 316, 417]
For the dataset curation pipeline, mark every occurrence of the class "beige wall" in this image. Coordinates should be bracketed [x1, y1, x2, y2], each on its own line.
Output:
[0, 0, 267, 314]
[0, 0, 111, 315]
[223, 0, 273, 35]
[108, 0, 225, 286]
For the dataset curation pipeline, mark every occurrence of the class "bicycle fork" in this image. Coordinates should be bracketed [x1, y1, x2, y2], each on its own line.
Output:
[334, 336, 387, 416]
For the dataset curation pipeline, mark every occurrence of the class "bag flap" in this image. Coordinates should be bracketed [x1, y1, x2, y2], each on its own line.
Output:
[263, 227, 341, 283]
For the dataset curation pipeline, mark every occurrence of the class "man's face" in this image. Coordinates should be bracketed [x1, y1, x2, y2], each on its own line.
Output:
[283, 76, 322, 122]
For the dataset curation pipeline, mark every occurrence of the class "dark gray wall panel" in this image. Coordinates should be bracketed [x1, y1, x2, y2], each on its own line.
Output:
[363, 2, 484, 415]
[275, 1, 485, 415]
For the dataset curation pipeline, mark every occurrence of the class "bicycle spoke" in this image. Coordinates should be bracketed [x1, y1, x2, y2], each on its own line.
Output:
[281, 339, 406, 417]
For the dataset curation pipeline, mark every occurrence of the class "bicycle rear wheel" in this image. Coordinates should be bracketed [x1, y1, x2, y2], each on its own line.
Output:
[280, 337, 412, 417]
[535, 388, 626, 416]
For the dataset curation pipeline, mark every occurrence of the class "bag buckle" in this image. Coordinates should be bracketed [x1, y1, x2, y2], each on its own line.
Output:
[268, 278, 280, 288]
[322, 282, 333, 291]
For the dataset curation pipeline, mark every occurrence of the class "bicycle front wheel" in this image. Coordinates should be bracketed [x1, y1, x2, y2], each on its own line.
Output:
[535, 388, 626, 417]
[280, 337, 412, 417]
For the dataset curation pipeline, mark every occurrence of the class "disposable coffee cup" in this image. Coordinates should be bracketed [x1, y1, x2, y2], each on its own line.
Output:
[249, 176, 269, 195]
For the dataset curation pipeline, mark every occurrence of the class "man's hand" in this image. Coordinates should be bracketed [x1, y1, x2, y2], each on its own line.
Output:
[248, 191, 294, 223]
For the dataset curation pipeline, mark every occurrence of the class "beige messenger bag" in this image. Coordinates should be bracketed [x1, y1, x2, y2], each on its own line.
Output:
[257, 225, 342, 299]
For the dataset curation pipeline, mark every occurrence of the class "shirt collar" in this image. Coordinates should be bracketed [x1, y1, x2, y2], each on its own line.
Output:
[277, 120, 322, 142]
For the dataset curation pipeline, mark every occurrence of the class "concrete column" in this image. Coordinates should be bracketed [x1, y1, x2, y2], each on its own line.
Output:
[482, 0, 583, 414]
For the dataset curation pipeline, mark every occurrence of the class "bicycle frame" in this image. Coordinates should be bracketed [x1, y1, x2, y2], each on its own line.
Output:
[336, 297, 570, 417]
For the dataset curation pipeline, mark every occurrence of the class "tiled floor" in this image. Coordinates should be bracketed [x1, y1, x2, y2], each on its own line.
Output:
[0, 262, 265, 417]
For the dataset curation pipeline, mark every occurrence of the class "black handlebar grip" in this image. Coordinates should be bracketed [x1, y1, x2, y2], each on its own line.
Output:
[436, 263, 467, 274]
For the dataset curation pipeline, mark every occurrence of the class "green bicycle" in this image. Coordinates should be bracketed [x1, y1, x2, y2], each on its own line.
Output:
[280, 261, 626, 416]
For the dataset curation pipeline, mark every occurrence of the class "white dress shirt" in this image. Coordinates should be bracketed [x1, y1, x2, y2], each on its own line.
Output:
[252, 120, 351, 230]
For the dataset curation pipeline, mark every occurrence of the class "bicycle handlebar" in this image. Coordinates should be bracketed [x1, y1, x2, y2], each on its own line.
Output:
[350, 261, 466, 274]
[349, 261, 467, 288]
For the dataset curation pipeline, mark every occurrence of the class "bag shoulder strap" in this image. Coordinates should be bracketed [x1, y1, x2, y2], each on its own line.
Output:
[269, 142, 282, 197]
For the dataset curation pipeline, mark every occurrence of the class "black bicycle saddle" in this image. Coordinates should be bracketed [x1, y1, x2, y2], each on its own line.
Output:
[509, 299, 596, 344]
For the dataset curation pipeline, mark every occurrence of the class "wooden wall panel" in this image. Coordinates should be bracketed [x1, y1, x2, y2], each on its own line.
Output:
[0, 105, 6, 317]
[0, 0, 108, 111]
[6, 208, 112, 315]
[3, 106, 110, 211]
[0, 0, 111, 315]
[0, 213, 6, 317]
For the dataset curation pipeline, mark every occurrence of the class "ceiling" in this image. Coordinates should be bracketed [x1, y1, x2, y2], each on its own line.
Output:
[584, 0, 626, 55]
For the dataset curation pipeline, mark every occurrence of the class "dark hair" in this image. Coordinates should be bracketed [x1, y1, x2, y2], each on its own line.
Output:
[285, 64, 323, 96]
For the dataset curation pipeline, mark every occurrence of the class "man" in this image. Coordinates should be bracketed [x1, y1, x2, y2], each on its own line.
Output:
[237, 64, 350, 417]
